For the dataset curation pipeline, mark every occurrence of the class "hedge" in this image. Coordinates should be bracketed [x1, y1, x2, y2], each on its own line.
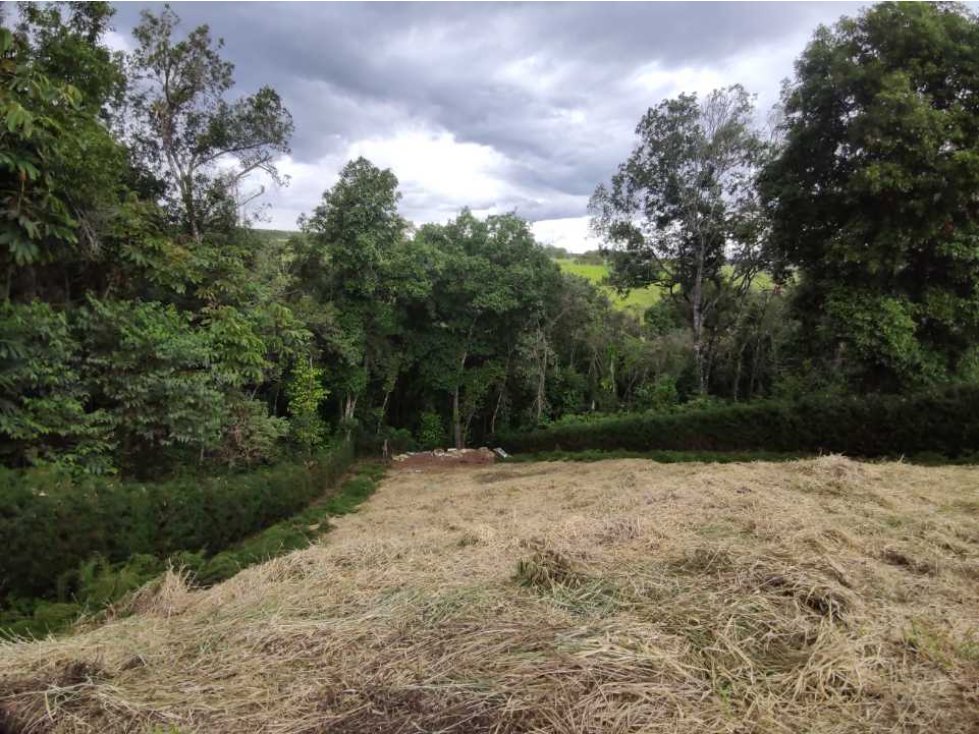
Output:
[498, 384, 979, 458]
[0, 440, 354, 604]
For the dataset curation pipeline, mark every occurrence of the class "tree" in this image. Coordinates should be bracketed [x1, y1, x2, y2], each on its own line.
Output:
[0, 9, 130, 288]
[295, 158, 410, 425]
[13, 2, 125, 118]
[129, 5, 293, 239]
[590, 86, 770, 394]
[413, 211, 560, 447]
[760, 2, 979, 391]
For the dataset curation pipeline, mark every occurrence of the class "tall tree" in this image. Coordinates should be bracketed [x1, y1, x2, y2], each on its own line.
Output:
[590, 86, 769, 394]
[295, 158, 410, 424]
[129, 5, 293, 239]
[761, 2, 979, 391]
[413, 211, 560, 447]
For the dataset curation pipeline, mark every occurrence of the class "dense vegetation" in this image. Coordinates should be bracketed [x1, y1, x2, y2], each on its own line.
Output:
[3, 2, 979, 630]
[500, 383, 979, 459]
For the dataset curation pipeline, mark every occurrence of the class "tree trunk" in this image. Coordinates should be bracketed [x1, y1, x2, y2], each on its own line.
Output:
[691, 274, 707, 396]
[533, 326, 548, 424]
[342, 395, 357, 421]
[377, 391, 391, 432]
[183, 184, 199, 241]
[490, 386, 504, 436]
[733, 342, 747, 401]
[452, 387, 463, 449]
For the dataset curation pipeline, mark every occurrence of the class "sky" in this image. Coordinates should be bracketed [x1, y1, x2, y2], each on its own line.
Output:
[107, 1, 869, 252]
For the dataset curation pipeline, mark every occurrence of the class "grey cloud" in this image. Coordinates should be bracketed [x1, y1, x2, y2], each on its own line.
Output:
[109, 2, 870, 227]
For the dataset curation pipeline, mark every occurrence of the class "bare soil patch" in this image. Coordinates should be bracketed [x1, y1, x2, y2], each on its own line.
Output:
[391, 447, 496, 470]
[2, 456, 978, 733]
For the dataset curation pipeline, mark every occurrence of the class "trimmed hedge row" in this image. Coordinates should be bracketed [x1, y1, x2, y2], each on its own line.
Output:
[0, 441, 354, 603]
[499, 385, 979, 458]
[0, 462, 385, 638]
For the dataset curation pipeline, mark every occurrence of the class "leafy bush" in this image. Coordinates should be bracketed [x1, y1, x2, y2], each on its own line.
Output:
[0, 461, 383, 638]
[417, 411, 447, 450]
[355, 425, 415, 456]
[0, 439, 354, 604]
[498, 385, 979, 458]
[286, 359, 329, 453]
[0, 302, 115, 473]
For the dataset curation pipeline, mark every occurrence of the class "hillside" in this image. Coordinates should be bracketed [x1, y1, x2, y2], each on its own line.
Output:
[2, 458, 977, 732]
[250, 228, 302, 245]
[555, 257, 663, 315]
[555, 258, 776, 318]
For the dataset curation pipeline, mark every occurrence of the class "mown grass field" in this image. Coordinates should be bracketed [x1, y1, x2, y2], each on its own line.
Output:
[2, 457, 977, 733]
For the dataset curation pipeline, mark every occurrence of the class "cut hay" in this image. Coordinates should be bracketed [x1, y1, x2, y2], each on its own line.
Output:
[1, 457, 978, 732]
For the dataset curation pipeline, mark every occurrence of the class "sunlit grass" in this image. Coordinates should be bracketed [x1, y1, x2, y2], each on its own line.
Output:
[555, 258, 662, 315]
[556, 258, 775, 318]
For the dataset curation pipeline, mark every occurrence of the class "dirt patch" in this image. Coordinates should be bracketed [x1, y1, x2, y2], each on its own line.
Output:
[392, 447, 496, 470]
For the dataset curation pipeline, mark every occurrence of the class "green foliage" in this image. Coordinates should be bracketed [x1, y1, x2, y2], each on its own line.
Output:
[0, 439, 354, 604]
[416, 411, 447, 450]
[129, 5, 293, 238]
[500, 384, 979, 459]
[761, 2, 979, 391]
[293, 157, 410, 428]
[78, 298, 224, 468]
[412, 210, 564, 444]
[0, 301, 114, 471]
[591, 85, 771, 393]
[0, 455, 383, 638]
[0, 24, 84, 265]
[286, 358, 328, 453]
[0, 6, 307, 476]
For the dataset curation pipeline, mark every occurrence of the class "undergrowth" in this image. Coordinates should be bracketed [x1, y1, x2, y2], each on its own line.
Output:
[0, 462, 386, 639]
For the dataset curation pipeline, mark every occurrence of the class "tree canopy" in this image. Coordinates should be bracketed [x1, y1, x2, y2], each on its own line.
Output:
[761, 1, 979, 391]
[4, 0, 979, 479]
[590, 85, 770, 393]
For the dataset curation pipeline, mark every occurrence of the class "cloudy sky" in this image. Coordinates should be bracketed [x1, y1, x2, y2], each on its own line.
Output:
[108, 1, 868, 251]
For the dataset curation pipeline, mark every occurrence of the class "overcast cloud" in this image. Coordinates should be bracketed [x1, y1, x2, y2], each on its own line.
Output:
[108, 1, 868, 251]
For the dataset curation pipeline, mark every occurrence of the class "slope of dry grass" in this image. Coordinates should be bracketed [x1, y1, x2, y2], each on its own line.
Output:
[2, 457, 978, 733]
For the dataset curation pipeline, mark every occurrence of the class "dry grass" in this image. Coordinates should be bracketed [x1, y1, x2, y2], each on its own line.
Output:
[2, 456, 978, 733]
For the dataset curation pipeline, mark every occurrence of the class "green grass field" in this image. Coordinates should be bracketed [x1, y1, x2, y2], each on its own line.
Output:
[556, 258, 775, 319]
[556, 258, 663, 315]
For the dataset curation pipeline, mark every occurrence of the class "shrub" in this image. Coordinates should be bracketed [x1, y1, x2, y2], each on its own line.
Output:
[498, 384, 979, 459]
[0, 439, 354, 604]
[355, 425, 415, 456]
[417, 411, 447, 450]
[0, 460, 384, 637]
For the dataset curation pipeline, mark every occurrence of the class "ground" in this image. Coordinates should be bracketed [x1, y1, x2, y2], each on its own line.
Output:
[1, 457, 978, 733]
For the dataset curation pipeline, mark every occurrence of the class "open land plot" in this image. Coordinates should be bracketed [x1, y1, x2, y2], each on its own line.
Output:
[1, 457, 978, 733]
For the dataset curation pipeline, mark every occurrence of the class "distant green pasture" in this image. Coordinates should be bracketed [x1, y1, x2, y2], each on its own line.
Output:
[555, 258, 774, 318]
[555, 258, 663, 315]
